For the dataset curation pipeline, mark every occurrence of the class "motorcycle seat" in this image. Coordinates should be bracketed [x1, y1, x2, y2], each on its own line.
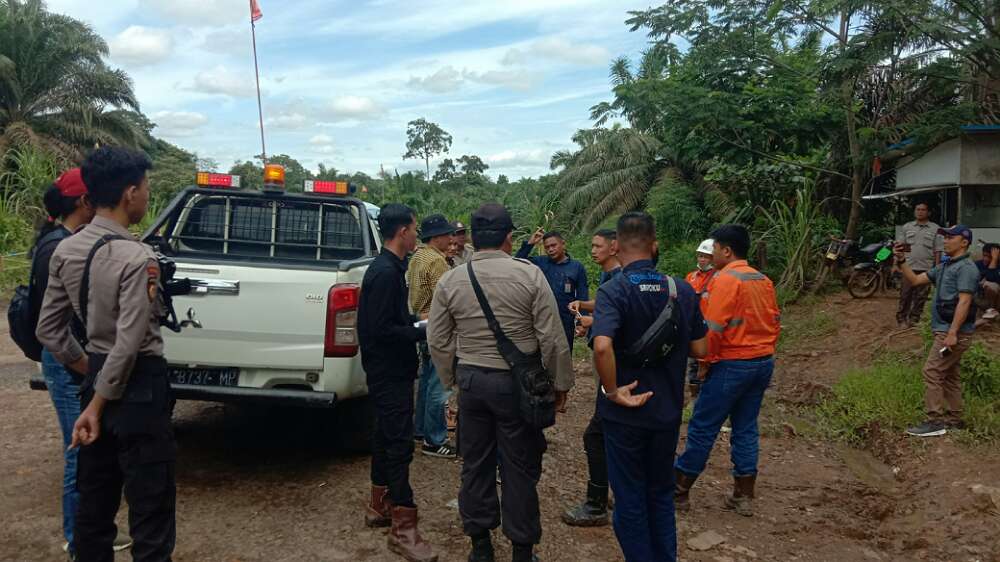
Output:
[860, 242, 884, 254]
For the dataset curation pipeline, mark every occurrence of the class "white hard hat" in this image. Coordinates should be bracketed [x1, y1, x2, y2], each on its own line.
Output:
[697, 239, 715, 255]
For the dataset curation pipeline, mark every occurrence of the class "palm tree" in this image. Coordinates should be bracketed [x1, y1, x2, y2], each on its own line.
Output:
[550, 125, 680, 229]
[0, 0, 146, 162]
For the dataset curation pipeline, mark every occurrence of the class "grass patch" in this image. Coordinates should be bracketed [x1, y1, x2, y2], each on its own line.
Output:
[815, 344, 1000, 445]
[777, 308, 838, 353]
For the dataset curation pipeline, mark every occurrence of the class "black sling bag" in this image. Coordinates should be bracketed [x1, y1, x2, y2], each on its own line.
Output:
[623, 275, 680, 367]
[466, 262, 557, 429]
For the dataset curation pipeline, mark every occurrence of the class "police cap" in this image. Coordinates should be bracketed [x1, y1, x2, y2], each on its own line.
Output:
[471, 203, 514, 233]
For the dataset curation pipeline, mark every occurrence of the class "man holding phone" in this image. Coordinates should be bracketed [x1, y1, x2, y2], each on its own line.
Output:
[894, 225, 980, 437]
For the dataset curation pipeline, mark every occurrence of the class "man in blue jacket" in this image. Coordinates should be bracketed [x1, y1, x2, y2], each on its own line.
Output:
[516, 228, 589, 349]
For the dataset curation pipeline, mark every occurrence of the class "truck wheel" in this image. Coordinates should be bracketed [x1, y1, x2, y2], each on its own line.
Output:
[336, 396, 375, 453]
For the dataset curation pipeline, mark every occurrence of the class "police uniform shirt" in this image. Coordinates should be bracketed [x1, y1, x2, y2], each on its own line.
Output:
[901, 221, 942, 271]
[36, 215, 164, 400]
[427, 250, 574, 391]
[591, 259, 707, 429]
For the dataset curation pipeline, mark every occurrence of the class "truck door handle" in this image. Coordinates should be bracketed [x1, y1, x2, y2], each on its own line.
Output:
[188, 279, 240, 296]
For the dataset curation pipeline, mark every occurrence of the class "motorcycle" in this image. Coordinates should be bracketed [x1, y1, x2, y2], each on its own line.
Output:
[847, 240, 901, 299]
[811, 236, 865, 292]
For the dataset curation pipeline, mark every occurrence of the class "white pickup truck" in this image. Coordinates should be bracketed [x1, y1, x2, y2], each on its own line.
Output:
[29, 174, 382, 447]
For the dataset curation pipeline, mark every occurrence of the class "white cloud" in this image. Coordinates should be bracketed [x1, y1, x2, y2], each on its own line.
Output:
[150, 0, 247, 26]
[266, 111, 310, 130]
[324, 96, 385, 121]
[191, 66, 257, 98]
[151, 110, 209, 136]
[487, 149, 551, 167]
[503, 38, 609, 67]
[109, 26, 173, 66]
[407, 66, 465, 94]
[408, 66, 539, 93]
[310, 134, 333, 145]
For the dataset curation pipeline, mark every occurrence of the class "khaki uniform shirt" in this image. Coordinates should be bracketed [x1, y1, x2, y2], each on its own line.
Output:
[408, 245, 450, 316]
[901, 221, 942, 271]
[36, 216, 165, 400]
[428, 250, 574, 391]
[451, 244, 475, 266]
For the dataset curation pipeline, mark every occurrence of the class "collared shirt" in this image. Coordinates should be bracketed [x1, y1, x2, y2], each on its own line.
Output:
[514, 241, 589, 336]
[428, 250, 574, 391]
[591, 259, 707, 429]
[927, 253, 980, 334]
[901, 221, 942, 271]
[685, 268, 718, 315]
[451, 243, 475, 266]
[36, 216, 164, 400]
[358, 248, 426, 381]
[408, 244, 450, 316]
[703, 260, 781, 363]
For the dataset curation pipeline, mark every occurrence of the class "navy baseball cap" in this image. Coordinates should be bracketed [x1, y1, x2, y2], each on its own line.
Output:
[938, 224, 973, 243]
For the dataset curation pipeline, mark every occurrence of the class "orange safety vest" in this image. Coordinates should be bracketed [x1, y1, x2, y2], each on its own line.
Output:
[703, 260, 781, 363]
[685, 268, 718, 315]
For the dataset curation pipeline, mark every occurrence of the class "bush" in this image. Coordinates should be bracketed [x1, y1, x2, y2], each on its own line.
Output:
[815, 346, 1000, 444]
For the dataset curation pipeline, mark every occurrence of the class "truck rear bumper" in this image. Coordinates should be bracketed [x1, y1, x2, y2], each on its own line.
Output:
[29, 376, 338, 409]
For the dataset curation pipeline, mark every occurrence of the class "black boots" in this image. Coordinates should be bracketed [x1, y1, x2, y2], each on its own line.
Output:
[468, 532, 495, 562]
[723, 474, 756, 517]
[561, 482, 610, 526]
[512, 543, 538, 562]
[674, 468, 698, 512]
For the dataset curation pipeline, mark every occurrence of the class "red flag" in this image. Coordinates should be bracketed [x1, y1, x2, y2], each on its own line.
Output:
[250, 0, 263, 22]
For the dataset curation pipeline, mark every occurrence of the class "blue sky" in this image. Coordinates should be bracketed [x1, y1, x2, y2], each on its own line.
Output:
[47, 0, 657, 180]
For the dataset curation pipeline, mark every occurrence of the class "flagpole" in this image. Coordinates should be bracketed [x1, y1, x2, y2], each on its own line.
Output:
[250, 12, 267, 164]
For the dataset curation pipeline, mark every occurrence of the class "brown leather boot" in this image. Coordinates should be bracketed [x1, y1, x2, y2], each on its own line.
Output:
[723, 474, 756, 517]
[365, 485, 391, 528]
[674, 468, 698, 512]
[387, 505, 438, 562]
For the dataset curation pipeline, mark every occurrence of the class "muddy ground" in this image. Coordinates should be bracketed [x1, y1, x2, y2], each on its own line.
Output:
[1, 293, 998, 562]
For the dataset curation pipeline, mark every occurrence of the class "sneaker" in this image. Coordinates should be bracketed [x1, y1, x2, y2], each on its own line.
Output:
[906, 420, 947, 437]
[421, 442, 458, 458]
[945, 419, 966, 430]
[983, 308, 998, 320]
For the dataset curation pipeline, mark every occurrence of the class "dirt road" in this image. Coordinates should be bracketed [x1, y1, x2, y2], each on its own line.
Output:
[1, 294, 998, 561]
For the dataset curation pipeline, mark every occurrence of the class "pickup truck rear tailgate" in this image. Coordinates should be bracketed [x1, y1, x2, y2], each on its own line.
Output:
[165, 263, 333, 371]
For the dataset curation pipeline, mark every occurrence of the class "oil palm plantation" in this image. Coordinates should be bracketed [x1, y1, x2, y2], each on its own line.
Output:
[0, 0, 146, 163]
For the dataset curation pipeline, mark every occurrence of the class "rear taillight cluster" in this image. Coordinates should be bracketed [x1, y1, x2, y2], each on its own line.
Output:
[325, 283, 359, 357]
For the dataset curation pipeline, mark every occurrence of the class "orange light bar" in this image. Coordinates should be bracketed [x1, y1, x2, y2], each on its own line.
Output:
[263, 164, 286, 188]
[196, 172, 241, 188]
[304, 180, 354, 195]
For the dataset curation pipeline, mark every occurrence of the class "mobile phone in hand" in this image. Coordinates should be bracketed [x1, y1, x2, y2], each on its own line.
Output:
[939, 346, 952, 357]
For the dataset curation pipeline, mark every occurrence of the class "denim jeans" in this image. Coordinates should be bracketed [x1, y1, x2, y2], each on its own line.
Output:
[414, 351, 449, 447]
[676, 357, 774, 478]
[604, 418, 680, 562]
[41, 349, 81, 550]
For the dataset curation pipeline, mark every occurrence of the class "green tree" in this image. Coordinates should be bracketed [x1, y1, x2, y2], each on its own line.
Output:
[146, 139, 197, 214]
[403, 118, 452, 177]
[497, 174, 509, 185]
[229, 160, 263, 191]
[457, 154, 489, 178]
[433, 158, 457, 182]
[0, 0, 146, 161]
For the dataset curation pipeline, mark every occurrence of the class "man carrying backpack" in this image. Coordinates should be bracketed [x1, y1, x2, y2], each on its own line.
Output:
[590, 212, 707, 562]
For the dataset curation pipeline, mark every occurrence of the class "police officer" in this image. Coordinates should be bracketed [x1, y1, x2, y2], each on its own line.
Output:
[36, 147, 176, 562]
[591, 212, 708, 562]
[428, 204, 573, 562]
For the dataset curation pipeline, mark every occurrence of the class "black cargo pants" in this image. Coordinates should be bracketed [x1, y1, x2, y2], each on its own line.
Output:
[76, 355, 176, 562]
[457, 364, 546, 545]
[368, 373, 416, 507]
[582, 400, 608, 488]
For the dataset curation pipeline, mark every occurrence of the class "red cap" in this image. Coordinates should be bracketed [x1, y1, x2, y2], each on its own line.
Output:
[54, 168, 87, 197]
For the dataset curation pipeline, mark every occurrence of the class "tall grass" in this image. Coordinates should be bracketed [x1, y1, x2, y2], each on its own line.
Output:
[0, 146, 57, 294]
[757, 185, 827, 302]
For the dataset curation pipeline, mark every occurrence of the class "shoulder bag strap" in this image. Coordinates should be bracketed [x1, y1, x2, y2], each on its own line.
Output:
[466, 261, 524, 369]
[78, 234, 129, 331]
[625, 275, 678, 356]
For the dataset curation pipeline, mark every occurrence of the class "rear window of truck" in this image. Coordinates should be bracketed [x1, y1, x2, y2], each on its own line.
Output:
[160, 191, 376, 263]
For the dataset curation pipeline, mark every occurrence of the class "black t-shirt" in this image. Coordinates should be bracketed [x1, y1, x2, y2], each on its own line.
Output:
[591, 260, 707, 429]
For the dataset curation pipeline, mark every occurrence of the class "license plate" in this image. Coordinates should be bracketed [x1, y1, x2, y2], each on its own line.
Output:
[826, 252, 838, 260]
[168, 366, 239, 387]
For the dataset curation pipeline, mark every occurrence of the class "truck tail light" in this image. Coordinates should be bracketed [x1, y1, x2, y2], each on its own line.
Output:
[325, 283, 359, 357]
